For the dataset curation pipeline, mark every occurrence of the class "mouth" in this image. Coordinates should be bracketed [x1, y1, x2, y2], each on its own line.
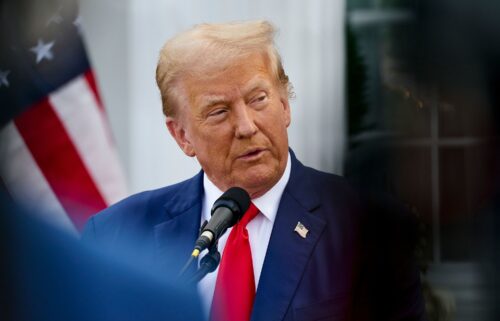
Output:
[238, 148, 266, 161]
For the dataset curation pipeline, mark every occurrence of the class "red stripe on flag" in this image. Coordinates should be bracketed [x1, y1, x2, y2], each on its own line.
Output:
[14, 97, 107, 230]
[84, 69, 104, 111]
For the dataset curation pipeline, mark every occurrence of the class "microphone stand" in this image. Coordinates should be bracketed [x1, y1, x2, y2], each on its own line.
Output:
[177, 220, 221, 284]
[177, 187, 249, 283]
[187, 243, 220, 284]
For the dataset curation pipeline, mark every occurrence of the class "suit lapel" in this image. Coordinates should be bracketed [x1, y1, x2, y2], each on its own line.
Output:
[251, 153, 326, 321]
[153, 171, 204, 276]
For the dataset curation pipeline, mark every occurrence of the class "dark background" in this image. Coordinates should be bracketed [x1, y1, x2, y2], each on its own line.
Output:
[345, 0, 499, 320]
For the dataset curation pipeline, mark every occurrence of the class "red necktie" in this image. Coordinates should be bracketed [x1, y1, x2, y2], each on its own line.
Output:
[210, 202, 260, 321]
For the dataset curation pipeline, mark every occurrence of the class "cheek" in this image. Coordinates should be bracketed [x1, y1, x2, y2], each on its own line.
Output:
[195, 128, 233, 157]
[268, 111, 289, 138]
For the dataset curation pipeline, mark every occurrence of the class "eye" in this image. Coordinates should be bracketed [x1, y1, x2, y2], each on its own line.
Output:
[207, 108, 228, 118]
[250, 93, 268, 105]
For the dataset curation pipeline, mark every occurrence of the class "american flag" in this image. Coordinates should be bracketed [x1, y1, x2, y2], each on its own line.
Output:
[0, 0, 127, 233]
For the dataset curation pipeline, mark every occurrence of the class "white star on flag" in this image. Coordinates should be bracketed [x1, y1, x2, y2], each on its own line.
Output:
[47, 13, 63, 25]
[73, 15, 83, 33]
[0, 70, 10, 88]
[30, 39, 55, 64]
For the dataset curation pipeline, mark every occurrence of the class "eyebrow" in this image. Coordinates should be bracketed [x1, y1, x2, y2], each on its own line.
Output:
[197, 76, 273, 110]
[242, 77, 272, 95]
[200, 95, 228, 110]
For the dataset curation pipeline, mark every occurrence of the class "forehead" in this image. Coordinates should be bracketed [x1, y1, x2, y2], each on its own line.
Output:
[180, 53, 275, 107]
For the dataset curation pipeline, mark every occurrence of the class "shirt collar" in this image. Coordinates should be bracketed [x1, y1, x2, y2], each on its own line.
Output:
[202, 152, 291, 223]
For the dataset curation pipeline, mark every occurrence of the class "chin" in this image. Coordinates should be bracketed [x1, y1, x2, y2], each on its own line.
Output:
[237, 168, 279, 197]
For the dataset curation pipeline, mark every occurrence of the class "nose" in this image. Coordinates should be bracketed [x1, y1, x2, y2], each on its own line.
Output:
[234, 103, 258, 138]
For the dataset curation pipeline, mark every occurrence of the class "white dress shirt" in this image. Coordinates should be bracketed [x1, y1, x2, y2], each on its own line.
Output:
[197, 153, 291, 318]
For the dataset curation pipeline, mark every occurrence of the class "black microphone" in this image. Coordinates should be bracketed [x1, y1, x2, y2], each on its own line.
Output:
[192, 187, 250, 256]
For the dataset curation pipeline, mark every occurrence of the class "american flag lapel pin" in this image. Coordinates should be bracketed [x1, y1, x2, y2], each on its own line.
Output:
[294, 221, 309, 238]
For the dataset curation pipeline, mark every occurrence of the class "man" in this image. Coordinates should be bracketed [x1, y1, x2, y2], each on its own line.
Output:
[83, 20, 425, 320]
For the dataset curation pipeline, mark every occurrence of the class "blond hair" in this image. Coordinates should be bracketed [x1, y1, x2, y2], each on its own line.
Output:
[155, 20, 293, 117]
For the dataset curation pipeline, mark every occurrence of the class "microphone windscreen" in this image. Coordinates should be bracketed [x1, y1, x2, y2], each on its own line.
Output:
[217, 187, 251, 214]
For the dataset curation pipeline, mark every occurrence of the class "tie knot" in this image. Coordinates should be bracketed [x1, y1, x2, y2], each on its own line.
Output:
[239, 202, 259, 227]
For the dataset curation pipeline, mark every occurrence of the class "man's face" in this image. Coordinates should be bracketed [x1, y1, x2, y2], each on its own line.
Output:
[166, 53, 291, 198]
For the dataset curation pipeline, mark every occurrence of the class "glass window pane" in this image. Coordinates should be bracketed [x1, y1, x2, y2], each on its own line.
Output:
[392, 146, 433, 261]
[439, 147, 471, 261]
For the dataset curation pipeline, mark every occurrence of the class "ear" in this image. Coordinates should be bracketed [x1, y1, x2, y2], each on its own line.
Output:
[280, 97, 291, 128]
[166, 117, 196, 157]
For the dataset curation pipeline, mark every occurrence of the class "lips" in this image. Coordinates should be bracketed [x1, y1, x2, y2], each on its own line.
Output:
[238, 148, 265, 160]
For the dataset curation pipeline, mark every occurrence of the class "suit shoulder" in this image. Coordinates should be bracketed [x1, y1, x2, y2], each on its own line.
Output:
[83, 175, 201, 237]
[302, 165, 359, 201]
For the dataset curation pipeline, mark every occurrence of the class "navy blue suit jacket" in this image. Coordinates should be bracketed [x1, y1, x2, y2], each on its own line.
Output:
[83, 151, 425, 321]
